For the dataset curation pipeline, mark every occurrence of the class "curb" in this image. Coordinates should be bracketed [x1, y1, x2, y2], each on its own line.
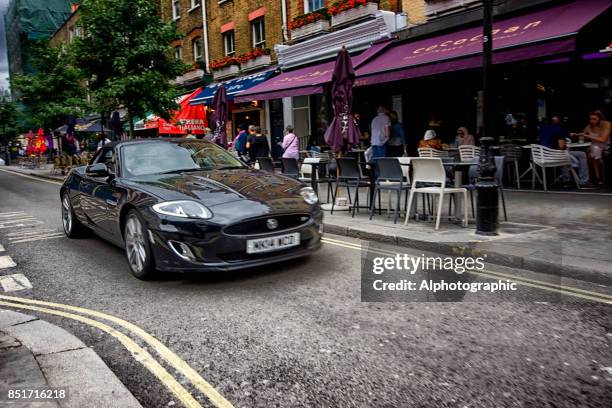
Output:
[0, 309, 142, 408]
[0, 167, 64, 182]
[322, 222, 612, 286]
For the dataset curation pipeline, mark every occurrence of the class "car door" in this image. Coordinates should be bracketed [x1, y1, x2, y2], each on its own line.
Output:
[79, 148, 118, 235]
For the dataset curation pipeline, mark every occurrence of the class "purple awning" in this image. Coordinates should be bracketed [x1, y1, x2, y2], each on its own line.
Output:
[356, 0, 611, 85]
[234, 39, 393, 103]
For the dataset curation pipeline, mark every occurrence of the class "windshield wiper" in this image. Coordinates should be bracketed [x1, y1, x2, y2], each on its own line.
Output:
[159, 168, 202, 175]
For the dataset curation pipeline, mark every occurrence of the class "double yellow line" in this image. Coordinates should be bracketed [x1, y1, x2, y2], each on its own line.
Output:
[0, 295, 234, 408]
[321, 236, 612, 304]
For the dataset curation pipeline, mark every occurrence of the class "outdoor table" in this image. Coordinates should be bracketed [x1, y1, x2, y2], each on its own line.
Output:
[568, 142, 592, 150]
[303, 158, 329, 196]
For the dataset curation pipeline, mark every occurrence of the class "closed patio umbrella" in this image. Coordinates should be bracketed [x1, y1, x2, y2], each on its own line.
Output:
[211, 85, 228, 147]
[324, 46, 361, 152]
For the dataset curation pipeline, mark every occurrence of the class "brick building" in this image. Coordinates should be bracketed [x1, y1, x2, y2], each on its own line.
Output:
[49, 4, 81, 47]
[206, 1, 286, 67]
[159, 0, 208, 89]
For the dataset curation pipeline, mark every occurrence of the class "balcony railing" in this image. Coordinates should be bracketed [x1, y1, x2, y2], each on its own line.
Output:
[424, 0, 482, 18]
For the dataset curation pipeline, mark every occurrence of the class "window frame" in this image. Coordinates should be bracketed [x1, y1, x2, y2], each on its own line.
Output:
[192, 37, 202, 62]
[174, 46, 183, 61]
[189, 0, 201, 11]
[223, 30, 236, 56]
[172, 0, 180, 20]
[251, 18, 266, 49]
[305, 0, 325, 13]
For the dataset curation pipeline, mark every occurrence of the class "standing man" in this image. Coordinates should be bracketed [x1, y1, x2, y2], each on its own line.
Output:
[233, 124, 248, 158]
[370, 106, 391, 159]
[247, 126, 270, 163]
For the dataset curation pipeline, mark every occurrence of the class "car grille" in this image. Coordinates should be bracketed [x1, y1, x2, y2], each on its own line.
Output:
[223, 214, 311, 236]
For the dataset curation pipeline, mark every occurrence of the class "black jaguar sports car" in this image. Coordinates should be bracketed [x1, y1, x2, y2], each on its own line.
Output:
[60, 139, 322, 279]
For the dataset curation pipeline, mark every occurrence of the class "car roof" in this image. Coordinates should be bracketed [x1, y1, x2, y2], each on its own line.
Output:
[106, 138, 213, 149]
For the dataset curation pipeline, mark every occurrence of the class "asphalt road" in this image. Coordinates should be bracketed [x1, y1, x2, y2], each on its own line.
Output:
[0, 168, 611, 408]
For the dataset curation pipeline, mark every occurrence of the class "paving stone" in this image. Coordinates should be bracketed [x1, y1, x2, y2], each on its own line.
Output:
[3, 320, 84, 356]
[38, 347, 142, 408]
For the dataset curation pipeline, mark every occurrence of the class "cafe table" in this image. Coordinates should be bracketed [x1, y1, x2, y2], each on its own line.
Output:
[568, 142, 592, 150]
[446, 161, 476, 222]
[303, 157, 329, 196]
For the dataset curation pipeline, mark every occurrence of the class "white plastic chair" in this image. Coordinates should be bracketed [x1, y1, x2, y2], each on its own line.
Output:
[397, 157, 411, 183]
[418, 148, 448, 158]
[299, 162, 313, 183]
[530, 144, 580, 191]
[404, 158, 468, 230]
[459, 145, 481, 162]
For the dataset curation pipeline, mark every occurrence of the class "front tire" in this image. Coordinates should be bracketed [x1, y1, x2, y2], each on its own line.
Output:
[61, 192, 88, 238]
[124, 210, 156, 280]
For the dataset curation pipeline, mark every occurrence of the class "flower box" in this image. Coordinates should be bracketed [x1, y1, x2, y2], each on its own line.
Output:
[212, 64, 240, 80]
[291, 20, 331, 42]
[331, 2, 378, 28]
[240, 54, 272, 71]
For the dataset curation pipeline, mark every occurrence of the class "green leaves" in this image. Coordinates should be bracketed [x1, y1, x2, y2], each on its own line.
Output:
[72, 0, 188, 135]
[0, 98, 20, 145]
[10, 41, 88, 131]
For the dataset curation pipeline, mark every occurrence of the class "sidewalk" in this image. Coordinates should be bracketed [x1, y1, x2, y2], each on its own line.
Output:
[2, 165, 64, 182]
[0, 309, 141, 408]
[323, 189, 612, 284]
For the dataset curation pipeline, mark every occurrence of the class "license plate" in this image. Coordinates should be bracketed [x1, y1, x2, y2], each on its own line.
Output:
[246, 233, 300, 254]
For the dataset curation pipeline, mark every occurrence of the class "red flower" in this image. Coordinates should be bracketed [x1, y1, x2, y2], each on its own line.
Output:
[327, 0, 374, 16]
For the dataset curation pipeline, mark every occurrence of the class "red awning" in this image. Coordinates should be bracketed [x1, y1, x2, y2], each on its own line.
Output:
[356, 0, 612, 86]
[151, 89, 209, 135]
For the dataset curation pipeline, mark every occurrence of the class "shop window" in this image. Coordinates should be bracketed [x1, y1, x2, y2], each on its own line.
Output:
[305, 0, 325, 12]
[192, 38, 202, 62]
[174, 46, 183, 61]
[251, 18, 265, 49]
[223, 31, 235, 56]
[292, 96, 310, 147]
[172, 0, 180, 20]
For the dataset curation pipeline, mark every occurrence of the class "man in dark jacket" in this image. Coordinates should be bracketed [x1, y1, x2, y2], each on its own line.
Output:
[233, 124, 248, 156]
[247, 126, 270, 163]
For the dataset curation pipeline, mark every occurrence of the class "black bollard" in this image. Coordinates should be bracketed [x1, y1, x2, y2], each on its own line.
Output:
[475, 137, 499, 236]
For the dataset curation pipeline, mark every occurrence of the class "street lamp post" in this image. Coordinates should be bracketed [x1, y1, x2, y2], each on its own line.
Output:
[475, 0, 499, 236]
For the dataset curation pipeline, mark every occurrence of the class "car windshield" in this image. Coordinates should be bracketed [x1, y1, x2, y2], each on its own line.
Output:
[121, 141, 245, 177]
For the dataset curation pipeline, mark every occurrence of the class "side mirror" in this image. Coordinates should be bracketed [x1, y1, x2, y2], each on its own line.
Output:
[86, 163, 110, 178]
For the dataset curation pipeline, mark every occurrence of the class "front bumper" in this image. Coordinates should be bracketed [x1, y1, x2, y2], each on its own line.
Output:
[146, 213, 323, 273]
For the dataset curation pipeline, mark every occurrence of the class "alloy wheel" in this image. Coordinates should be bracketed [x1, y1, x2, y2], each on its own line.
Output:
[62, 196, 72, 234]
[125, 216, 147, 274]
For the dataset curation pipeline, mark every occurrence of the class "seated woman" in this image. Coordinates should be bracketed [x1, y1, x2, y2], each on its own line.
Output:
[455, 127, 475, 146]
[419, 129, 442, 150]
[576, 110, 611, 185]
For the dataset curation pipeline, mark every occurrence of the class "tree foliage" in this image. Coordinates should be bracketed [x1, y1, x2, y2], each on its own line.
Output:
[0, 97, 20, 145]
[72, 0, 187, 137]
[10, 41, 88, 131]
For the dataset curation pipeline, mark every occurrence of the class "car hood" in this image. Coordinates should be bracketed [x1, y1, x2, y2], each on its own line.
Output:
[123, 169, 309, 210]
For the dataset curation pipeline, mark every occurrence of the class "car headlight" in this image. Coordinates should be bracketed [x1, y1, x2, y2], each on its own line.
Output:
[300, 187, 319, 205]
[152, 200, 212, 219]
